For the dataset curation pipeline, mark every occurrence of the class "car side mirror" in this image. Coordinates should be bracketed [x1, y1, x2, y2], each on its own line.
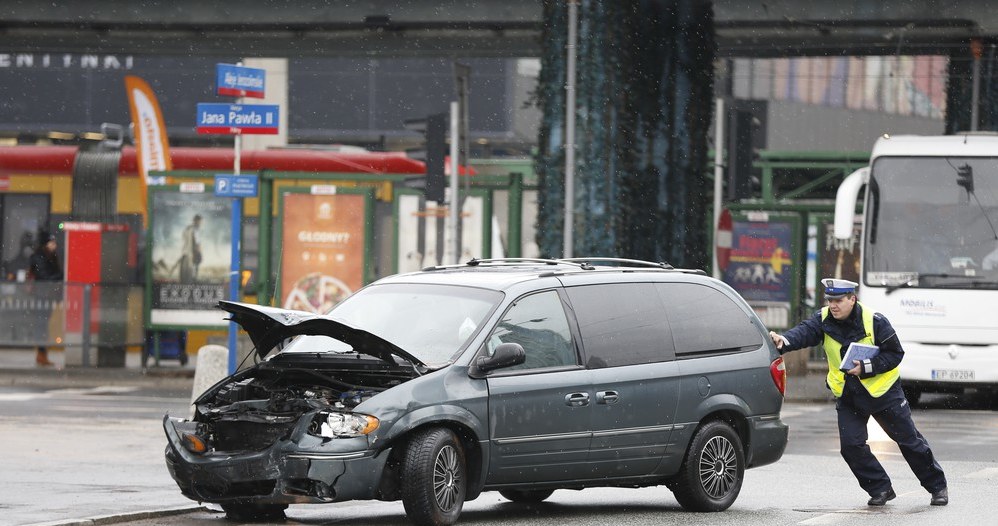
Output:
[470, 342, 525, 377]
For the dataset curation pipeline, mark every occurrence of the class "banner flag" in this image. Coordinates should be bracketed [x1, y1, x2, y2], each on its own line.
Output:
[125, 75, 172, 225]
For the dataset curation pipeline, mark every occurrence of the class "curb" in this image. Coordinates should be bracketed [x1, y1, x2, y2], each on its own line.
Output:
[25, 506, 207, 526]
[0, 367, 194, 389]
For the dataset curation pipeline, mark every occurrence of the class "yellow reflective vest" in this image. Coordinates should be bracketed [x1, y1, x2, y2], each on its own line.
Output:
[822, 303, 899, 398]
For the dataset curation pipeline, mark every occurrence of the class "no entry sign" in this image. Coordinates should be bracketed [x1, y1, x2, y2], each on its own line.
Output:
[716, 207, 733, 271]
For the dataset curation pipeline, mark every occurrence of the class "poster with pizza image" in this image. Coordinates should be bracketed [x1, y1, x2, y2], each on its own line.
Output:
[279, 188, 373, 314]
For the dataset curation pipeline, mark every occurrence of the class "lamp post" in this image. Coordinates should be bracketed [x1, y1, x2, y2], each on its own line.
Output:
[563, 0, 578, 258]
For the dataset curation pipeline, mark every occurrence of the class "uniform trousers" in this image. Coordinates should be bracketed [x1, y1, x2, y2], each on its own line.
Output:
[836, 380, 947, 496]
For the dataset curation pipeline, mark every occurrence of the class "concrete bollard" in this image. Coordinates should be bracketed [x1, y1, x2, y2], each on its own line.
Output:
[189, 344, 230, 417]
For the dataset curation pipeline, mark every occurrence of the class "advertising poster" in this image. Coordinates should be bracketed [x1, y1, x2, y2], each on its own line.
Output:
[820, 221, 862, 299]
[280, 192, 367, 313]
[723, 220, 794, 303]
[149, 191, 231, 327]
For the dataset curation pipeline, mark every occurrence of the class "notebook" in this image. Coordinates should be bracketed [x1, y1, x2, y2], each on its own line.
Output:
[839, 342, 879, 372]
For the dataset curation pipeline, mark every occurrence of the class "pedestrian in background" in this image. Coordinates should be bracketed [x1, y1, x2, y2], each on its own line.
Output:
[29, 231, 63, 367]
[4, 231, 34, 281]
[769, 278, 948, 507]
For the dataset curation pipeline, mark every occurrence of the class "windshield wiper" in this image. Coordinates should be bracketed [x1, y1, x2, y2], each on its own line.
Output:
[884, 273, 954, 294]
[932, 278, 998, 289]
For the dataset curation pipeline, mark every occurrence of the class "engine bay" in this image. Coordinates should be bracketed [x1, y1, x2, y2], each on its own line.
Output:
[190, 362, 414, 451]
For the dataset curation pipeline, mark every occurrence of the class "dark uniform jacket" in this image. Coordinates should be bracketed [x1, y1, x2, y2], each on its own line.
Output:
[780, 303, 905, 410]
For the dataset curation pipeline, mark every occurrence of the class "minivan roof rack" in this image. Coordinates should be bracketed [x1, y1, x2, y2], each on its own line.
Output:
[421, 257, 592, 272]
[559, 257, 674, 269]
[421, 257, 705, 274]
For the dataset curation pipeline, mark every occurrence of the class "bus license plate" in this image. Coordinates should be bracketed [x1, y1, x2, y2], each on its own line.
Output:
[931, 369, 975, 381]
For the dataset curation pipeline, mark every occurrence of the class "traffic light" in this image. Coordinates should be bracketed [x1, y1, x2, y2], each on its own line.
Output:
[957, 163, 974, 194]
[725, 104, 765, 201]
[404, 113, 448, 202]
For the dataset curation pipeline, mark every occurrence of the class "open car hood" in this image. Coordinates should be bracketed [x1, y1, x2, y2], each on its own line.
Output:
[218, 300, 425, 367]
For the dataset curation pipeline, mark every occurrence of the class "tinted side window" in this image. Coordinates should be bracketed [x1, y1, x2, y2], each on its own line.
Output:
[656, 283, 763, 357]
[485, 290, 577, 371]
[566, 283, 674, 368]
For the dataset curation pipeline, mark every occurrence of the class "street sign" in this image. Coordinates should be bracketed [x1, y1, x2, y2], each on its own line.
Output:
[716, 207, 733, 271]
[196, 103, 279, 135]
[216, 63, 265, 98]
[215, 174, 259, 198]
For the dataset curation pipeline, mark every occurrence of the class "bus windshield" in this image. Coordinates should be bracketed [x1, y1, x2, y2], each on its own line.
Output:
[865, 156, 998, 289]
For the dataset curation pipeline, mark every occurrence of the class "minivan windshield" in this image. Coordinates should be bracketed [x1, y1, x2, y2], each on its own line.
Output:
[865, 156, 998, 289]
[280, 283, 503, 365]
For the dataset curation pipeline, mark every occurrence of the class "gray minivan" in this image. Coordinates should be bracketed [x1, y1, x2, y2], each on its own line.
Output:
[164, 258, 788, 524]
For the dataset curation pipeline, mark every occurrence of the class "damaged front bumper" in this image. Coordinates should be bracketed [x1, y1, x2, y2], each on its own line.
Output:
[163, 416, 391, 505]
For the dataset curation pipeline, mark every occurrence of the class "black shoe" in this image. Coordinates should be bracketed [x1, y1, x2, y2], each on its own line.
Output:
[868, 488, 896, 506]
[930, 487, 948, 506]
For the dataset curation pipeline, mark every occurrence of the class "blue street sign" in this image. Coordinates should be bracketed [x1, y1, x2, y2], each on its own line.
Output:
[216, 63, 266, 98]
[215, 174, 259, 198]
[196, 103, 279, 135]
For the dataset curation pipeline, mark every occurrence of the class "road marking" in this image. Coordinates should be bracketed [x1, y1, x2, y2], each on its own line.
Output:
[826, 449, 903, 456]
[800, 513, 848, 524]
[0, 393, 44, 401]
[966, 467, 998, 479]
[48, 385, 139, 395]
[50, 404, 172, 414]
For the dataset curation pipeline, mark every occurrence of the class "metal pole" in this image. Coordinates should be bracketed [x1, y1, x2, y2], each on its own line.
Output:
[234, 135, 242, 175]
[563, 0, 578, 258]
[230, 98, 242, 371]
[81, 284, 92, 367]
[449, 101, 460, 264]
[971, 39, 982, 132]
[257, 173, 272, 305]
[508, 172, 523, 258]
[712, 97, 725, 279]
[228, 198, 242, 374]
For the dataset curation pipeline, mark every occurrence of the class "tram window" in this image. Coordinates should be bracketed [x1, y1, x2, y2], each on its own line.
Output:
[0, 194, 50, 280]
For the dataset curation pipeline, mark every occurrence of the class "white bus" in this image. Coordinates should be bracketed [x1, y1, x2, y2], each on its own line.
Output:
[835, 134, 998, 403]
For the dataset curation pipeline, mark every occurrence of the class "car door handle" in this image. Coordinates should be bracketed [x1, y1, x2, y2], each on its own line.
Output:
[596, 390, 619, 405]
[565, 392, 590, 407]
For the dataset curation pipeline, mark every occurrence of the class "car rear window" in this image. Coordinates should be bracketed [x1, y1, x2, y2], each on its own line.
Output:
[656, 282, 762, 357]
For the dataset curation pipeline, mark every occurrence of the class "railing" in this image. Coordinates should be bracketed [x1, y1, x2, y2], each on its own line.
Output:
[0, 281, 145, 366]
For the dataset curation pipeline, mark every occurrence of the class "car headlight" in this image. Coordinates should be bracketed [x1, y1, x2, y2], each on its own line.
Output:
[311, 412, 380, 438]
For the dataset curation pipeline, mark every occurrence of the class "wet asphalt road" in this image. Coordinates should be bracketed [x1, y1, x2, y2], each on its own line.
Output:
[1, 383, 995, 526]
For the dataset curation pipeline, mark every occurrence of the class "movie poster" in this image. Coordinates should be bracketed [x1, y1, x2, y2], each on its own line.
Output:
[280, 192, 367, 314]
[820, 221, 862, 299]
[149, 191, 232, 327]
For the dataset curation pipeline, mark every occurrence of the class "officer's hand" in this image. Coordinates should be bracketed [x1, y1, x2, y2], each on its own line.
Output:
[846, 360, 862, 376]
[768, 331, 784, 350]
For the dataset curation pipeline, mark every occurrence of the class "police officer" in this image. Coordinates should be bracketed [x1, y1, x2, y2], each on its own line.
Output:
[769, 278, 948, 507]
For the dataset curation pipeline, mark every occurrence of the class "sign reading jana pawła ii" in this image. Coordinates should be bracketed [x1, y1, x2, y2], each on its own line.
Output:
[195, 103, 279, 135]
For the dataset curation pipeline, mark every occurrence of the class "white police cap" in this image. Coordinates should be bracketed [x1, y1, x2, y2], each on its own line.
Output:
[822, 278, 858, 298]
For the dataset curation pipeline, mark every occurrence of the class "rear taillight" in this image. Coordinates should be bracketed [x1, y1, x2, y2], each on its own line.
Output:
[770, 356, 787, 396]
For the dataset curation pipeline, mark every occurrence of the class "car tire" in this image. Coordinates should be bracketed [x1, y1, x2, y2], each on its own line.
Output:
[401, 427, 467, 526]
[220, 502, 287, 521]
[669, 420, 744, 512]
[499, 489, 555, 503]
